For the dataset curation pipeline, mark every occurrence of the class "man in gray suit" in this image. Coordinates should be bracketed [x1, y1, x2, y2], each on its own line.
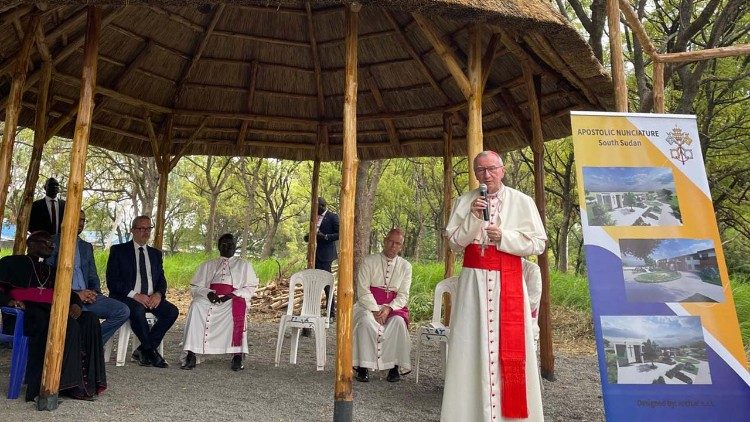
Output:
[48, 210, 130, 344]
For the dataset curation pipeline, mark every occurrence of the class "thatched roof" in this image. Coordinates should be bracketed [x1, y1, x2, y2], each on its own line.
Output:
[2, 1, 613, 161]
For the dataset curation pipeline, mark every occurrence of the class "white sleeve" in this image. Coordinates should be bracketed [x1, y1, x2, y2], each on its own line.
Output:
[389, 261, 412, 311]
[445, 193, 483, 253]
[498, 195, 547, 256]
[190, 263, 213, 298]
[356, 258, 380, 312]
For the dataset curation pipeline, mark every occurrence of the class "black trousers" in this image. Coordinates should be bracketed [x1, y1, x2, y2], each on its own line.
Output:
[119, 297, 179, 351]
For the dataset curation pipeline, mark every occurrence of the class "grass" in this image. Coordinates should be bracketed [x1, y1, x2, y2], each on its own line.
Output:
[634, 271, 682, 283]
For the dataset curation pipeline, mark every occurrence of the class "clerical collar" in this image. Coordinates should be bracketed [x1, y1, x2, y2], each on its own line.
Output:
[381, 253, 396, 262]
[486, 185, 505, 199]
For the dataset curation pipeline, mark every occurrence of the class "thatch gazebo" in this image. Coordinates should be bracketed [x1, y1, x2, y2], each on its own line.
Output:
[0, 1, 612, 416]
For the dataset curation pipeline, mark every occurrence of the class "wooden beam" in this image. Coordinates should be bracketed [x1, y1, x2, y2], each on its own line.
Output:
[213, 29, 309, 48]
[653, 59, 664, 113]
[305, 1, 325, 118]
[363, 67, 400, 150]
[481, 33, 501, 91]
[236, 60, 259, 149]
[657, 44, 750, 63]
[334, 4, 359, 421]
[34, 18, 52, 62]
[172, 4, 226, 107]
[617, 0, 659, 57]
[523, 61, 555, 381]
[44, 6, 87, 46]
[171, 116, 208, 168]
[0, 12, 40, 241]
[174, 109, 317, 126]
[496, 87, 532, 143]
[608, 0, 628, 111]
[39, 7, 100, 410]
[14, 59, 52, 254]
[412, 13, 472, 99]
[52, 71, 172, 114]
[442, 112, 455, 328]
[307, 128, 323, 268]
[466, 23, 483, 188]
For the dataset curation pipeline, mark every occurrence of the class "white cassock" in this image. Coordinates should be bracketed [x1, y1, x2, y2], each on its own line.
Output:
[352, 253, 413, 372]
[182, 256, 258, 357]
[441, 186, 547, 422]
[522, 259, 542, 351]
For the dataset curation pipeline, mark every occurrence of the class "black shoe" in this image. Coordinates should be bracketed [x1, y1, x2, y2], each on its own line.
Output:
[181, 351, 196, 370]
[150, 349, 169, 368]
[354, 367, 369, 382]
[136, 348, 152, 367]
[231, 354, 244, 371]
[301, 328, 312, 338]
[387, 366, 401, 383]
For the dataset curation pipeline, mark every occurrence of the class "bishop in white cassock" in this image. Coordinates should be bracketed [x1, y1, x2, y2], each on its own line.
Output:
[352, 229, 413, 383]
[181, 234, 258, 371]
[441, 151, 547, 422]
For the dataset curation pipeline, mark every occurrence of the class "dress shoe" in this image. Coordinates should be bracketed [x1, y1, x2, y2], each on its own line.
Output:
[231, 354, 244, 371]
[387, 366, 401, 383]
[181, 351, 196, 370]
[301, 328, 312, 337]
[132, 346, 142, 363]
[151, 349, 169, 368]
[354, 367, 369, 382]
[136, 348, 152, 367]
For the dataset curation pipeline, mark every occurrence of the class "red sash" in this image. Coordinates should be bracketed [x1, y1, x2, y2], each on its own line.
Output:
[464, 243, 528, 419]
[209, 283, 246, 347]
[11, 287, 54, 304]
[369, 286, 410, 327]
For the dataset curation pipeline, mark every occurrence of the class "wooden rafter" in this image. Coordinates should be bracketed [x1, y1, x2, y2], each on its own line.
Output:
[305, 1, 325, 118]
[481, 33, 501, 91]
[236, 60, 258, 149]
[171, 116, 208, 167]
[496, 88, 532, 143]
[412, 13, 471, 99]
[172, 3, 226, 107]
[363, 67, 399, 149]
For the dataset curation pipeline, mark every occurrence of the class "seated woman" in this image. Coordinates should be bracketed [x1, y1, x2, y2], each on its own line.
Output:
[0, 231, 106, 403]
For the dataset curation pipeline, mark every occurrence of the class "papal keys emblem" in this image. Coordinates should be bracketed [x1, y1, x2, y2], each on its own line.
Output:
[666, 126, 694, 165]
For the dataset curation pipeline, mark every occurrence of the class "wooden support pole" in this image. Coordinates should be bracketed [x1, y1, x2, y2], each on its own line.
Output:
[153, 164, 169, 250]
[657, 44, 750, 63]
[14, 60, 52, 254]
[466, 23, 483, 189]
[652, 59, 665, 113]
[39, 6, 100, 410]
[441, 112, 454, 326]
[334, 4, 359, 421]
[617, 0, 659, 57]
[608, 0, 628, 112]
[523, 63, 555, 381]
[307, 127, 323, 269]
[152, 116, 174, 250]
[0, 13, 40, 242]
[412, 13, 472, 99]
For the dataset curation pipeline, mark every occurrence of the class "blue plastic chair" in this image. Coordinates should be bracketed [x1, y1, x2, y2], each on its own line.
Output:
[0, 307, 28, 399]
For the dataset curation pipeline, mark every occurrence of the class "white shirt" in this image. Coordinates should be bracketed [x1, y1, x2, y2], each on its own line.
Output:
[127, 241, 153, 297]
[45, 196, 60, 233]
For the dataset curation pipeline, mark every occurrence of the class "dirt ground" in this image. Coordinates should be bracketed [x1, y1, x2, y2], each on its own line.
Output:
[1, 294, 604, 421]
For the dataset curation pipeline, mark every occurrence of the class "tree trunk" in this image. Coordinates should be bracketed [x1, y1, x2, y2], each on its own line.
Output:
[260, 220, 279, 259]
[205, 193, 218, 252]
[353, 159, 383, 276]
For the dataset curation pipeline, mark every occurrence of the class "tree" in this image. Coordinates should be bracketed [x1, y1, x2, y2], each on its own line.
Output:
[642, 339, 660, 368]
[620, 238, 663, 261]
[623, 192, 637, 210]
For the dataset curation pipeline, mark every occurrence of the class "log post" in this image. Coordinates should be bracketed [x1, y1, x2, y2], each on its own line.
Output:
[14, 60, 52, 254]
[523, 63, 555, 381]
[306, 126, 323, 269]
[39, 6, 100, 410]
[466, 23, 483, 188]
[0, 13, 40, 241]
[652, 58, 665, 113]
[153, 163, 169, 250]
[608, 0, 628, 112]
[334, 3, 359, 421]
[442, 112, 454, 325]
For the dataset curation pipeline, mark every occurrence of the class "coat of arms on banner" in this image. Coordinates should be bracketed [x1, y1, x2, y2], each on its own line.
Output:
[666, 126, 694, 164]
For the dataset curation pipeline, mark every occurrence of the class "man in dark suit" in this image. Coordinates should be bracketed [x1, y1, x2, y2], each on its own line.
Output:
[29, 177, 65, 235]
[304, 197, 339, 314]
[48, 210, 130, 344]
[106, 216, 178, 368]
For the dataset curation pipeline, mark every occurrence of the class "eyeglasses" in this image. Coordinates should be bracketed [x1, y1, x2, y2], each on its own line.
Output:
[474, 165, 503, 175]
[133, 226, 154, 232]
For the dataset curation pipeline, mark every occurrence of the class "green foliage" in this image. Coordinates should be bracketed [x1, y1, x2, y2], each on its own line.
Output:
[587, 202, 614, 226]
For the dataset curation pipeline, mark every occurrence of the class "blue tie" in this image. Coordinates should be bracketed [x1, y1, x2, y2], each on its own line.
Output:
[138, 247, 149, 294]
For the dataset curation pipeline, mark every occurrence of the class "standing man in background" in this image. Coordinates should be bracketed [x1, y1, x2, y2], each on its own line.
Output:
[29, 177, 65, 235]
[304, 197, 339, 317]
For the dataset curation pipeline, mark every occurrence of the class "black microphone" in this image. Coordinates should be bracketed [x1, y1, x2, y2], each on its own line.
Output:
[479, 183, 490, 221]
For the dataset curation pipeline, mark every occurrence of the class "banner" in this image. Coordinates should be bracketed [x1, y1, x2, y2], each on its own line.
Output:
[571, 111, 749, 420]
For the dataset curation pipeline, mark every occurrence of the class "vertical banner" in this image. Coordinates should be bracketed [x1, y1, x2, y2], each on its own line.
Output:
[571, 111, 749, 420]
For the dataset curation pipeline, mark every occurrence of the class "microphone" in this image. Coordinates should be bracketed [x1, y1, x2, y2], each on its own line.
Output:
[479, 184, 490, 221]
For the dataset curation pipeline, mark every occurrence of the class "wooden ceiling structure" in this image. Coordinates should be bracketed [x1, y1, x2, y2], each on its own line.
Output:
[0, 1, 613, 417]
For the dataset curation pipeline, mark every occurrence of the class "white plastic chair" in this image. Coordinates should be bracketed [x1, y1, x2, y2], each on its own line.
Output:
[104, 314, 164, 366]
[415, 276, 458, 383]
[274, 269, 334, 371]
